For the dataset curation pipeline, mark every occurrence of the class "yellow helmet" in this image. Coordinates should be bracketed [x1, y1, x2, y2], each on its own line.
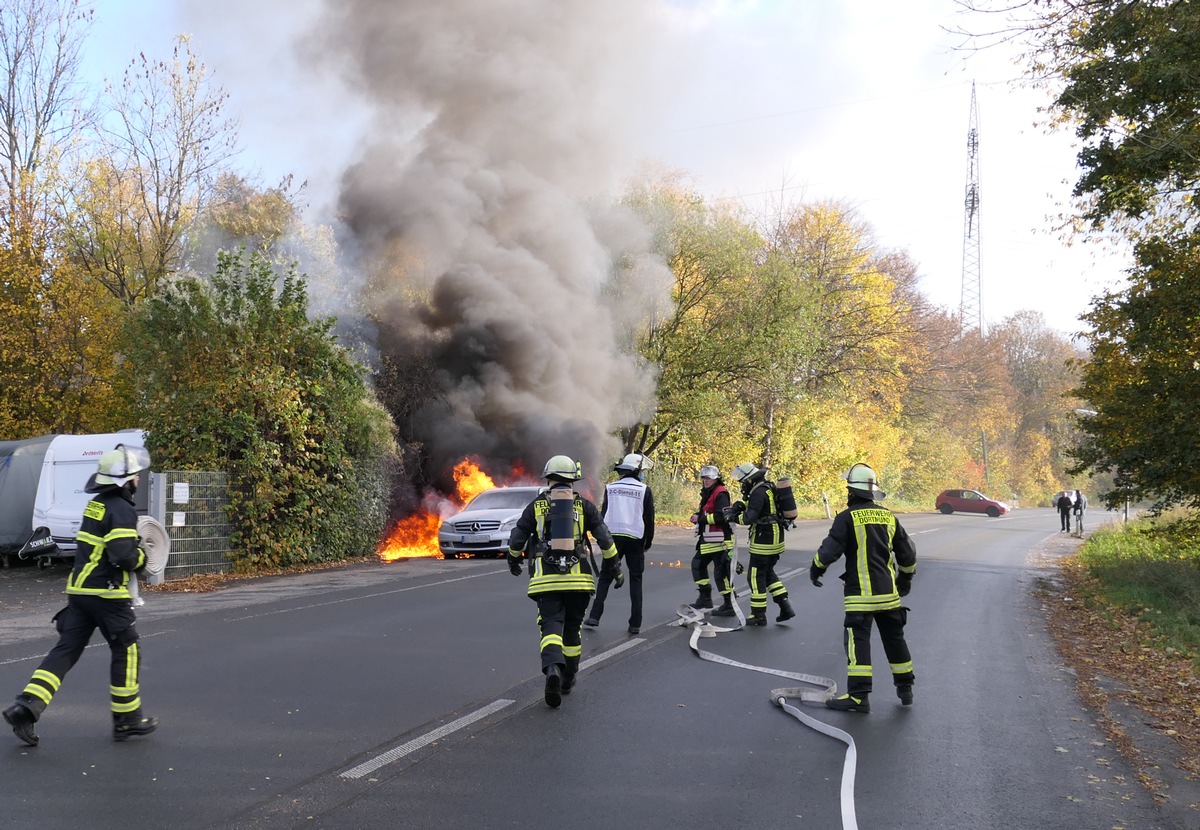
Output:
[845, 463, 886, 500]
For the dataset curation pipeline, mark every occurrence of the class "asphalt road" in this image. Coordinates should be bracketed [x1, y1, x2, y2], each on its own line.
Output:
[0, 507, 1186, 829]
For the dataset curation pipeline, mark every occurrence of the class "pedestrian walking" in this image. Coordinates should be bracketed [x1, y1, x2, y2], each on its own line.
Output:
[4, 445, 159, 746]
[1055, 491, 1073, 532]
[506, 455, 618, 708]
[810, 463, 917, 713]
[586, 454, 655, 635]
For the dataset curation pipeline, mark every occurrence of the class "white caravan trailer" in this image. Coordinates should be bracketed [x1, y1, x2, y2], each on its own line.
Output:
[0, 431, 147, 566]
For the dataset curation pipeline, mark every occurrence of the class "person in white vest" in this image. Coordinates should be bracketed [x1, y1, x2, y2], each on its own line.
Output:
[585, 453, 656, 635]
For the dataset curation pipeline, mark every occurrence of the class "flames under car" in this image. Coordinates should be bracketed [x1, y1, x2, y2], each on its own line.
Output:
[437, 485, 542, 559]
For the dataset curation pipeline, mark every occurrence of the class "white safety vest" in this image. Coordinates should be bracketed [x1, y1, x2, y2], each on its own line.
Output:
[604, 478, 647, 539]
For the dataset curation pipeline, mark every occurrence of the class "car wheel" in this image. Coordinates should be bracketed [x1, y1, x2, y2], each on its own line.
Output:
[938, 504, 953, 515]
[443, 552, 458, 560]
[986, 507, 1000, 518]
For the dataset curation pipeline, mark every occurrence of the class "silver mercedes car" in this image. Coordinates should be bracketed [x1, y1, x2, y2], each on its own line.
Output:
[437, 485, 542, 559]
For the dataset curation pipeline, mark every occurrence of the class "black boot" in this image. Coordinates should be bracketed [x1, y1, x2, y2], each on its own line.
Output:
[896, 684, 913, 706]
[825, 693, 870, 713]
[544, 665, 563, 708]
[561, 672, 576, 695]
[4, 701, 39, 747]
[711, 595, 737, 617]
[689, 588, 713, 610]
[113, 711, 158, 742]
[776, 597, 795, 623]
[746, 610, 768, 627]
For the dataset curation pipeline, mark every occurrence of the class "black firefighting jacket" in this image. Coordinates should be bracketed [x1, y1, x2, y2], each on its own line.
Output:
[813, 494, 916, 612]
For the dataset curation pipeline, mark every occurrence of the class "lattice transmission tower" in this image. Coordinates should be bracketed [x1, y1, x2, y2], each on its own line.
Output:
[960, 81, 984, 334]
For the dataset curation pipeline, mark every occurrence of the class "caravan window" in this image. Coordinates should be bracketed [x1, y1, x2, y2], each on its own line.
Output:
[52, 461, 95, 511]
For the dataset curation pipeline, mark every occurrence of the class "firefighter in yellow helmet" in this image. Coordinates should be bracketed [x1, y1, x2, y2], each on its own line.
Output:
[507, 455, 618, 707]
[4, 445, 158, 746]
[810, 463, 917, 713]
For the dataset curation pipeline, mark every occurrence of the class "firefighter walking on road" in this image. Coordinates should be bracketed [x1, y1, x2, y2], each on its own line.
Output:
[507, 455, 618, 708]
[4, 445, 159, 746]
[586, 453, 655, 635]
[726, 462, 795, 626]
[810, 463, 917, 713]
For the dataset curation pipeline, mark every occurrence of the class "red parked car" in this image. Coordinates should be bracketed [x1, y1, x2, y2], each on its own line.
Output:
[935, 489, 1010, 518]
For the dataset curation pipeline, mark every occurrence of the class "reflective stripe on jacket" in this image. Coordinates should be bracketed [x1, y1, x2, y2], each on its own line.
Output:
[66, 487, 146, 599]
[814, 496, 916, 612]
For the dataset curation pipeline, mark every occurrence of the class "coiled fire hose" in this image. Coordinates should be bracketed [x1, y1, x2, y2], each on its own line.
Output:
[672, 544, 860, 830]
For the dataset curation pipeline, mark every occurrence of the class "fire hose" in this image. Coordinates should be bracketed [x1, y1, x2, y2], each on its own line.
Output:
[672, 543, 860, 830]
[131, 516, 171, 607]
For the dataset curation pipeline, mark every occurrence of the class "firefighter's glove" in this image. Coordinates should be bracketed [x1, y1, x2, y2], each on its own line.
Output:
[723, 502, 745, 524]
[810, 562, 826, 587]
[613, 566, 625, 590]
[508, 559, 523, 577]
[896, 573, 912, 597]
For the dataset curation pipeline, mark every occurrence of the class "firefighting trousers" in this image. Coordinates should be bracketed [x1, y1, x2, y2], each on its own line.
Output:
[842, 608, 914, 696]
[692, 541, 734, 595]
[17, 595, 143, 718]
[534, 592, 591, 677]
[747, 552, 788, 611]
[589, 536, 645, 627]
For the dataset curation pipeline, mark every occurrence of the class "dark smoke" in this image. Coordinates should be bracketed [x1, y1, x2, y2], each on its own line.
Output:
[302, 0, 673, 490]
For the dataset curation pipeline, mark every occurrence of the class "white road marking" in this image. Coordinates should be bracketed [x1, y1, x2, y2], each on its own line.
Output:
[340, 698, 515, 779]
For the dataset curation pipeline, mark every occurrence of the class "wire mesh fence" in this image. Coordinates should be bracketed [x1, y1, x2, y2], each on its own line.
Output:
[148, 471, 233, 579]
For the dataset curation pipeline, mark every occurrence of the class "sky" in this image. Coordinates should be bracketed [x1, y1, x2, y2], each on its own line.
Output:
[84, 0, 1130, 339]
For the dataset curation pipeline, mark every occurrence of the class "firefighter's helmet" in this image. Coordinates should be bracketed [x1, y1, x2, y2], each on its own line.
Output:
[542, 455, 581, 482]
[616, 453, 650, 475]
[731, 462, 761, 483]
[95, 444, 152, 487]
[699, 465, 720, 480]
[845, 463, 886, 501]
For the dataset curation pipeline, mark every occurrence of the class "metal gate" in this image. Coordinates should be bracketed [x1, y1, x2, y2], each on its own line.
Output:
[147, 471, 233, 580]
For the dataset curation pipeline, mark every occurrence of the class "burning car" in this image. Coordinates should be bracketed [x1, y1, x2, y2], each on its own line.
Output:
[437, 485, 543, 559]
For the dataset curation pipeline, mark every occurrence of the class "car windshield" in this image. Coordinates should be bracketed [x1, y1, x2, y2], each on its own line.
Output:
[466, 489, 538, 511]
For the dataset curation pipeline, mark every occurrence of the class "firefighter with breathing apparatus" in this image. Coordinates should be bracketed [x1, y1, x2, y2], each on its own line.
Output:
[4, 445, 158, 746]
[507, 455, 618, 708]
[810, 463, 917, 713]
[725, 462, 795, 626]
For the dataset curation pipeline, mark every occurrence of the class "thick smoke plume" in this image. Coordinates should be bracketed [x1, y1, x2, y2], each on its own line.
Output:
[303, 0, 673, 491]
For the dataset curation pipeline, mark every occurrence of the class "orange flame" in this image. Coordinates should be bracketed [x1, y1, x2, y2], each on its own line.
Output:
[377, 457, 499, 562]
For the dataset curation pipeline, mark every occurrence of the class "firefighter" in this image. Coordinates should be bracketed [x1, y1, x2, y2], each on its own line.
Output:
[507, 455, 618, 708]
[687, 465, 738, 617]
[3, 445, 158, 746]
[586, 453, 655, 635]
[726, 462, 795, 626]
[810, 463, 917, 713]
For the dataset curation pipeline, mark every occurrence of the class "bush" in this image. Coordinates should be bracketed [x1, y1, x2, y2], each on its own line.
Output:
[122, 249, 398, 570]
[1078, 512, 1200, 662]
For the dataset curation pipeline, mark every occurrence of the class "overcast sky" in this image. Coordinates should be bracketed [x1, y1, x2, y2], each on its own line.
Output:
[87, 0, 1128, 338]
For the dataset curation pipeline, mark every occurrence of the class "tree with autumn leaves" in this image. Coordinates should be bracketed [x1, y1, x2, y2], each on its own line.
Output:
[620, 176, 1081, 506]
[961, 0, 1200, 508]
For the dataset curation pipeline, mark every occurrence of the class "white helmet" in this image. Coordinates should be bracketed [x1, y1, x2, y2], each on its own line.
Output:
[615, 453, 646, 474]
[845, 463, 886, 500]
[95, 444, 152, 487]
[542, 454, 581, 482]
[699, 465, 720, 480]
